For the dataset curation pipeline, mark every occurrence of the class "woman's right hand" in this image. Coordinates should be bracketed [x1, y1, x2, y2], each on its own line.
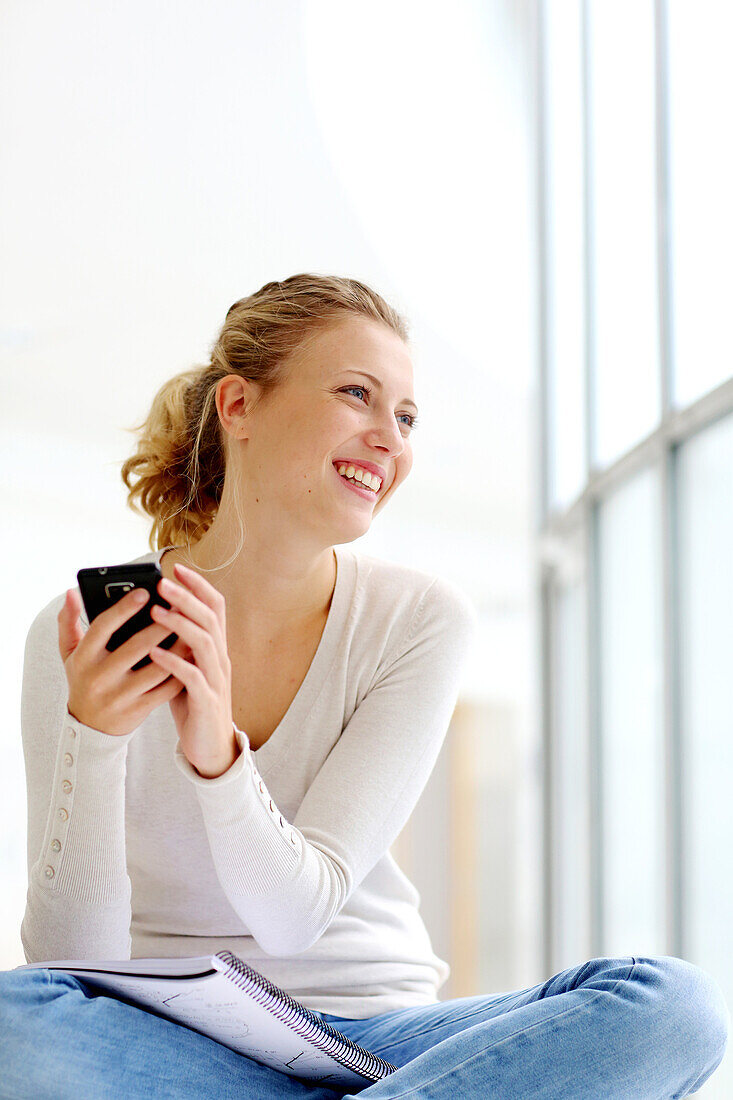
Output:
[58, 586, 189, 736]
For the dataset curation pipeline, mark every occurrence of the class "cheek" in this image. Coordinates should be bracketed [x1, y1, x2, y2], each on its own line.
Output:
[373, 449, 413, 515]
[395, 449, 413, 483]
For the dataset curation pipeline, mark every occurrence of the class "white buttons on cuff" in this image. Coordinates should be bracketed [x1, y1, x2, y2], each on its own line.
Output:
[253, 768, 294, 842]
[46, 726, 78, 879]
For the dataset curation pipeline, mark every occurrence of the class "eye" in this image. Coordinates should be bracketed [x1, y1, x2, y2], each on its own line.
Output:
[341, 387, 419, 431]
[343, 385, 368, 401]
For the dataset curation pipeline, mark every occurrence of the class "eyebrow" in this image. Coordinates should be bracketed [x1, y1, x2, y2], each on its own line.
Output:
[341, 371, 419, 414]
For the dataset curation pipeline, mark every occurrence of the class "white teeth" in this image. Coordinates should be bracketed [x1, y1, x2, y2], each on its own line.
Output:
[337, 463, 382, 492]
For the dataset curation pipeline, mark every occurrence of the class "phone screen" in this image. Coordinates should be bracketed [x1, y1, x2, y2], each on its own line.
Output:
[76, 562, 178, 670]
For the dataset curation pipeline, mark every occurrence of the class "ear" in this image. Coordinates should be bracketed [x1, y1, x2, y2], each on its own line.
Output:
[215, 375, 262, 439]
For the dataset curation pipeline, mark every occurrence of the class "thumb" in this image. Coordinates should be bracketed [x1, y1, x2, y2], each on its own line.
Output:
[58, 588, 85, 663]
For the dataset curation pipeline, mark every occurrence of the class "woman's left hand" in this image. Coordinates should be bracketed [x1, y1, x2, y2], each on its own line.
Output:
[148, 563, 240, 778]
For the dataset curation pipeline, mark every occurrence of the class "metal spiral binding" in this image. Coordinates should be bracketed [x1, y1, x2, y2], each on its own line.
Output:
[214, 951, 396, 1082]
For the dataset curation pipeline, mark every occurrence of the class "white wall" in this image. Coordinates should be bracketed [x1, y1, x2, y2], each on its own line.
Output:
[0, 0, 539, 981]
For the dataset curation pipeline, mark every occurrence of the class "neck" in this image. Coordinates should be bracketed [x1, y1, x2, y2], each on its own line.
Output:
[161, 536, 338, 634]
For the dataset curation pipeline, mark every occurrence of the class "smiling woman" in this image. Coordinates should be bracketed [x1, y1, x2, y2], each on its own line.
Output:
[113, 278, 420, 638]
[120, 273, 415, 564]
[7, 273, 726, 1100]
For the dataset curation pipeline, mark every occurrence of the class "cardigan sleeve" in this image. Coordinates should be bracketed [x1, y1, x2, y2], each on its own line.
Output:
[20, 596, 136, 963]
[174, 577, 478, 957]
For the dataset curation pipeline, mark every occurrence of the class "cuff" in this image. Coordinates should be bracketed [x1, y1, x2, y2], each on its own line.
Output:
[173, 723, 300, 852]
[63, 706, 137, 749]
[36, 708, 135, 900]
[173, 723, 252, 788]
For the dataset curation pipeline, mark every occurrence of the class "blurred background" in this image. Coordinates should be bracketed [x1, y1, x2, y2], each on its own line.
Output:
[1, 1, 731, 1095]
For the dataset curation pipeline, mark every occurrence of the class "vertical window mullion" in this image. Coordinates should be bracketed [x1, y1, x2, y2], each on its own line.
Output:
[580, 0, 603, 956]
[655, 0, 681, 960]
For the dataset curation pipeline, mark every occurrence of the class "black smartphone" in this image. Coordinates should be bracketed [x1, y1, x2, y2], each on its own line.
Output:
[76, 561, 178, 671]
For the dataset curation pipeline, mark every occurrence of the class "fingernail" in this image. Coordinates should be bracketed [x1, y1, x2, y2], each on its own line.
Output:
[134, 589, 148, 603]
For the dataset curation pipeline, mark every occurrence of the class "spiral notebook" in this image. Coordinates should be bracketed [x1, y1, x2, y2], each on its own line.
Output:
[17, 951, 397, 1087]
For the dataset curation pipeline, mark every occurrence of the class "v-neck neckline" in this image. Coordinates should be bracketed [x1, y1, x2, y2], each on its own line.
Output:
[133, 543, 354, 771]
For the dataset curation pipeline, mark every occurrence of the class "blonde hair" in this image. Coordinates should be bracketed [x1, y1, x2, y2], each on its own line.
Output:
[120, 273, 411, 564]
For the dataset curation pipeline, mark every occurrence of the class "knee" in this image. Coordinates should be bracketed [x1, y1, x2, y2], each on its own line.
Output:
[632, 955, 730, 1069]
[0, 968, 89, 1099]
[0, 967, 83, 1019]
[0, 966, 48, 1010]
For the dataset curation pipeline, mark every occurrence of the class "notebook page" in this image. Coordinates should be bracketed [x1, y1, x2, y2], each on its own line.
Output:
[17, 961, 363, 1085]
[17, 956, 216, 978]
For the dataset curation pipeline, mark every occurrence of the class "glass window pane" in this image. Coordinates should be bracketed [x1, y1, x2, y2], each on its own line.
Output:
[542, 0, 587, 512]
[587, 0, 661, 468]
[549, 542, 592, 971]
[667, 1, 733, 407]
[677, 413, 733, 1090]
[597, 466, 665, 953]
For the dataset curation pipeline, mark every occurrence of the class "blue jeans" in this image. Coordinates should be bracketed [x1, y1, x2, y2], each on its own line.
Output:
[0, 955, 729, 1099]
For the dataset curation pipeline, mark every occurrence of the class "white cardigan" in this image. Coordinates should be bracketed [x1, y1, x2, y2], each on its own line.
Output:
[20, 542, 477, 1018]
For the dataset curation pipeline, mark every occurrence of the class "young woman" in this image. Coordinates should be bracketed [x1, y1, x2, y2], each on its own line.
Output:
[2, 274, 729, 1098]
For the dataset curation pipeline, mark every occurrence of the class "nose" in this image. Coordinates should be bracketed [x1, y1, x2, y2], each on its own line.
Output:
[365, 413, 407, 460]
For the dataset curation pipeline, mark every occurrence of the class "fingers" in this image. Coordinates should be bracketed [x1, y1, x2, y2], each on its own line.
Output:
[151, 570, 228, 687]
[157, 572, 226, 649]
[148, 642, 207, 694]
[85, 586, 151, 658]
[122, 633, 188, 690]
[113, 618, 181, 675]
[58, 589, 85, 663]
[172, 563, 226, 619]
[150, 603, 225, 689]
[143, 669, 187, 707]
[91, 635, 190, 732]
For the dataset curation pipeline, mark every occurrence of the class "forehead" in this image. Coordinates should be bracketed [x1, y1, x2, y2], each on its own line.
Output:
[298, 316, 413, 378]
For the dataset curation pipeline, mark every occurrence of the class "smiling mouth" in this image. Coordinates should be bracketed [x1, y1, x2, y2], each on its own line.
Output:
[333, 461, 383, 492]
[334, 465, 380, 499]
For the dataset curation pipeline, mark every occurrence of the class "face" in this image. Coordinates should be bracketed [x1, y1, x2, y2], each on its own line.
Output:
[236, 315, 418, 540]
